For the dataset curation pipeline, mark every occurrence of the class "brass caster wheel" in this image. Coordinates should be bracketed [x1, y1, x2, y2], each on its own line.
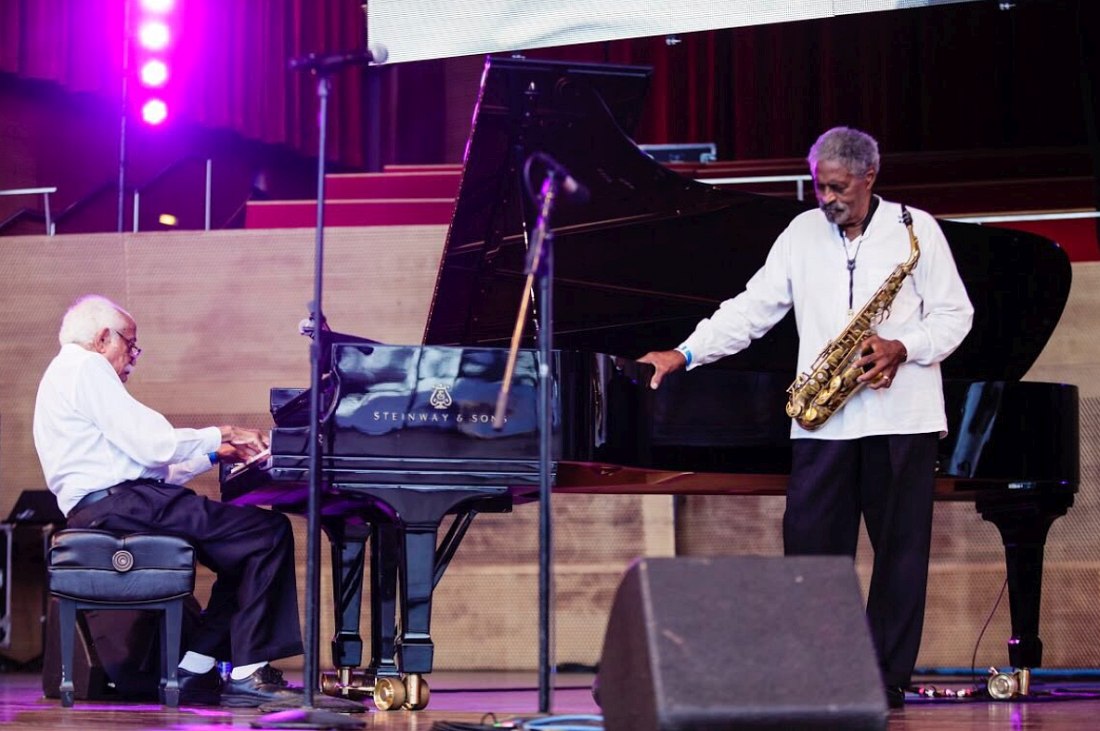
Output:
[320, 671, 341, 696]
[320, 668, 370, 698]
[344, 670, 374, 701]
[987, 671, 1019, 700]
[373, 676, 407, 711]
[335, 672, 374, 700]
[402, 674, 431, 710]
[987, 667, 1030, 700]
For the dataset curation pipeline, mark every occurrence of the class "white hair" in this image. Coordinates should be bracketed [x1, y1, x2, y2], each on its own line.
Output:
[807, 126, 881, 178]
[58, 295, 133, 347]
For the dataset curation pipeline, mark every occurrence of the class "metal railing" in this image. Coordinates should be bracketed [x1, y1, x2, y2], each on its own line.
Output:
[945, 210, 1100, 224]
[2, 157, 221, 237]
[0, 186, 57, 235]
[132, 158, 213, 232]
[697, 174, 812, 201]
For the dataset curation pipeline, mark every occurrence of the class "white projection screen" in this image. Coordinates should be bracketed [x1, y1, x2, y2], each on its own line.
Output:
[368, 0, 983, 65]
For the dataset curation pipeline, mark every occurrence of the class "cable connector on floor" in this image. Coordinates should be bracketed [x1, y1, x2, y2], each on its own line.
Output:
[518, 714, 604, 730]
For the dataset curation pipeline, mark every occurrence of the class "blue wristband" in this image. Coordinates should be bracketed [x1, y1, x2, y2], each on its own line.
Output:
[208, 451, 218, 465]
[675, 345, 693, 367]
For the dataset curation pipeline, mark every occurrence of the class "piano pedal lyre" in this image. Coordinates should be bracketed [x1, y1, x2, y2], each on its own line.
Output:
[373, 673, 431, 711]
[986, 667, 1031, 700]
[320, 667, 374, 701]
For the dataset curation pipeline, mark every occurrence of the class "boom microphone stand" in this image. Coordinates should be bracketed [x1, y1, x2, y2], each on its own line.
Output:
[255, 46, 386, 731]
[495, 152, 588, 714]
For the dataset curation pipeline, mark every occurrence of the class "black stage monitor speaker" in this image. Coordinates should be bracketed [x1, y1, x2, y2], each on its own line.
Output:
[5, 489, 65, 524]
[1, 491, 64, 668]
[597, 556, 887, 731]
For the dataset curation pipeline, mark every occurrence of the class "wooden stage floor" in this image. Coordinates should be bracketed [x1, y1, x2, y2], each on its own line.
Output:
[3, 670, 1100, 729]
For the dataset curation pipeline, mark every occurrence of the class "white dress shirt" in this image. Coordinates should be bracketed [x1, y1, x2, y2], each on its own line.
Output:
[677, 198, 974, 440]
[33, 343, 221, 515]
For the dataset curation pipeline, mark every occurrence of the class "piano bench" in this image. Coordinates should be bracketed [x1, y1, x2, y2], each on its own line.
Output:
[46, 529, 196, 708]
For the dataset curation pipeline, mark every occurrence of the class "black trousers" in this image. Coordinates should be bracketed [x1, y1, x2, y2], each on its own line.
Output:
[66, 480, 304, 666]
[785, 433, 938, 688]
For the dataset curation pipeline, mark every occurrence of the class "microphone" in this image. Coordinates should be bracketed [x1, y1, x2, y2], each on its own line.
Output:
[537, 154, 590, 204]
[556, 168, 590, 204]
[289, 43, 389, 72]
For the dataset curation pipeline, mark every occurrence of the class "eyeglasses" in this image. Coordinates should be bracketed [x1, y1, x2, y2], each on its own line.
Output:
[112, 329, 142, 357]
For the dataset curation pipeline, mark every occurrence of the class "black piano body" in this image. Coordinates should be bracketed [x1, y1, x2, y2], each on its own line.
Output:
[221, 56, 1078, 695]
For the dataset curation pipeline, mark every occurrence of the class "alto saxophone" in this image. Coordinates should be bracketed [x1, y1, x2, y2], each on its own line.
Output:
[785, 205, 920, 431]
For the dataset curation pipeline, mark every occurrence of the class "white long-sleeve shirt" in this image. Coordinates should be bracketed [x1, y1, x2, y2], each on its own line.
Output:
[678, 198, 974, 440]
[33, 343, 221, 515]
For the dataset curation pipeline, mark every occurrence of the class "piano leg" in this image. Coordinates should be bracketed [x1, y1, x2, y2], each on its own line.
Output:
[319, 521, 374, 699]
[397, 522, 437, 674]
[366, 521, 438, 711]
[369, 523, 401, 681]
[324, 521, 369, 668]
[357, 488, 509, 710]
[976, 492, 1074, 676]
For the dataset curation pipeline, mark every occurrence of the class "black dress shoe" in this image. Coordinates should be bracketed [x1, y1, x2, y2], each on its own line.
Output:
[885, 685, 906, 709]
[221, 665, 303, 708]
[178, 667, 223, 706]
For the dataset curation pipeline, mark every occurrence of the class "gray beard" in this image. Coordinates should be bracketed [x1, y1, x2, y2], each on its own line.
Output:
[822, 205, 845, 224]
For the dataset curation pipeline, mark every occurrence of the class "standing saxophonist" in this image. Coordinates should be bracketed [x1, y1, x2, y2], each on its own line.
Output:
[639, 127, 974, 708]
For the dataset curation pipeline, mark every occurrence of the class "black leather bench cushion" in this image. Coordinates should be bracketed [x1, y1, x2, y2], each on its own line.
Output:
[48, 529, 195, 602]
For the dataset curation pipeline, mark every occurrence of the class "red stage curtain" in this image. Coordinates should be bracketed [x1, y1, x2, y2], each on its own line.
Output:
[2, 1, 1096, 167]
[0, 0, 126, 95]
[523, 1, 1096, 161]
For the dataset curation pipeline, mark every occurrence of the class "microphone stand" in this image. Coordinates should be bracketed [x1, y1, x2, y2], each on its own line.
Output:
[303, 67, 331, 718]
[494, 156, 567, 714]
[257, 59, 366, 731]
[533, 173, 557, 716]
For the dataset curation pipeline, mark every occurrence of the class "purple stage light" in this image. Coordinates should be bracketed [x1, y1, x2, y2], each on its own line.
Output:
[140, 0, 175, 13]
[139, 59, 169, 87]
[138, 20, 170, 51]
[141, 98, 168, 125]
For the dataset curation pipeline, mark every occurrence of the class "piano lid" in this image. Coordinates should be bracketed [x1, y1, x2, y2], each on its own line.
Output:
[425, 55, 1072, 381]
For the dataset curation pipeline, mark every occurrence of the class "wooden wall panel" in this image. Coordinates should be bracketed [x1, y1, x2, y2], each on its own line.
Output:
[0, 228, 666, 674]
[0, 227, 447, 492]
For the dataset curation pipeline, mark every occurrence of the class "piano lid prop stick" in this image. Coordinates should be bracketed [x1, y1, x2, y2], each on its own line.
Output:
[493, 270, 537, 429]
[493, 168, 557, 430]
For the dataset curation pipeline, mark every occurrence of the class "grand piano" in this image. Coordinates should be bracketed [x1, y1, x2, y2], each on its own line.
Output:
[221, 56, 1079, 708]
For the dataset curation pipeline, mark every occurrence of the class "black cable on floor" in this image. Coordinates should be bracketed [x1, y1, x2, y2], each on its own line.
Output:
[430, 712, 514, 730]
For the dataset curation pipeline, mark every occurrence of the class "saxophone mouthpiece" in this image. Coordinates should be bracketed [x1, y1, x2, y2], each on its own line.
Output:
[900, 204, 912, 226]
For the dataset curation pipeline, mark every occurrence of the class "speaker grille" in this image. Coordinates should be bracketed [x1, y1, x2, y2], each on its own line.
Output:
[599, 556, 887, 731]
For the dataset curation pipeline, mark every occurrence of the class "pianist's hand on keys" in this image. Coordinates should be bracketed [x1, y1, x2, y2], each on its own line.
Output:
[216, 426, 270, 462]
